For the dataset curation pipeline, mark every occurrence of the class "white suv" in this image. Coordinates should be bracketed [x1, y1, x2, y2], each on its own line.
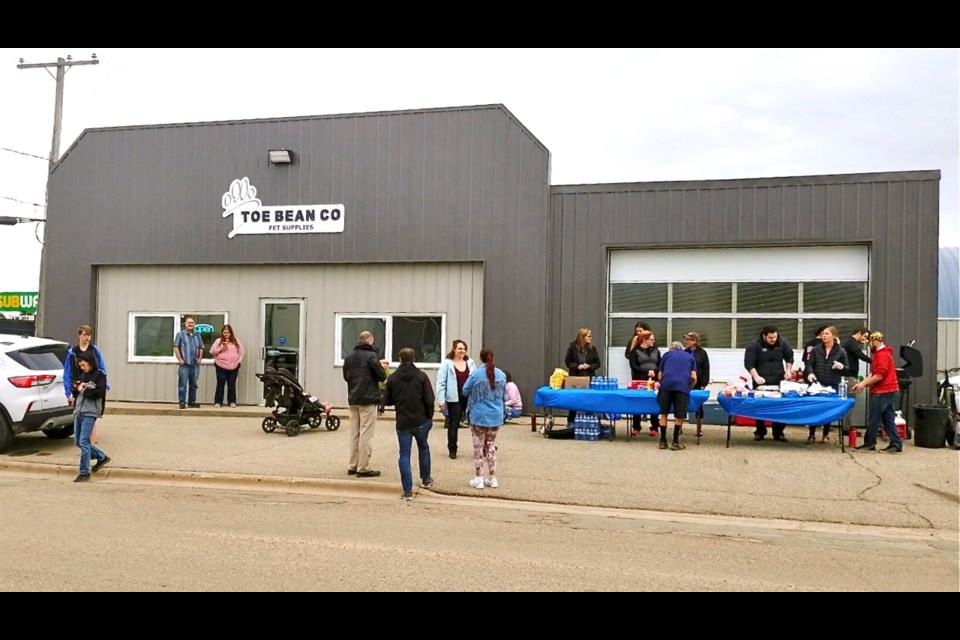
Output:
[0, 334, 74, 453]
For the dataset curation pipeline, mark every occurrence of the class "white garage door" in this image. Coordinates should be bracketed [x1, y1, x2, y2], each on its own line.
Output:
[607, 246, 870, 385]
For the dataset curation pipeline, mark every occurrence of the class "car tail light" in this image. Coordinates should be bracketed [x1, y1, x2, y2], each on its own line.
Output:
[8, 375, 56, 388]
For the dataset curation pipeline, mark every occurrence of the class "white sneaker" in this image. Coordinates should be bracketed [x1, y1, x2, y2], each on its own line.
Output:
[214, 403, 221, 408]
[484, 477, 499, 489]
[468, 476, 484, 490]
[229, 403, 237, 407]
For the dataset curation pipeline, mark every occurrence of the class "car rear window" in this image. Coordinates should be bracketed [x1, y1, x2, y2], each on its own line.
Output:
[7, 344, 67, 371]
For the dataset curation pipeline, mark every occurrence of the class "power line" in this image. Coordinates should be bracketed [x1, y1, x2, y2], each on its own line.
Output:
[0, 146, 46, 161]
[0, 194, 45, 208]
[16, 54, 98, 334]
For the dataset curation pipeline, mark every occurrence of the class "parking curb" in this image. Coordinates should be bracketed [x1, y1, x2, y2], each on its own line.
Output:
[0, 459, 400, 498]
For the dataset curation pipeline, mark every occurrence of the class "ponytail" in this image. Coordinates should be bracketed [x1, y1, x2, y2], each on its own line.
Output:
[480, 347, 496, 390]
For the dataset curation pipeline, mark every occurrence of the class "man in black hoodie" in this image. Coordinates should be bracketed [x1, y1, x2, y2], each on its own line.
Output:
[841, 326, 872, 430]
[743, 324, 795, 442]
[382, 347, 436, 501]
[342, 331, 389, 478]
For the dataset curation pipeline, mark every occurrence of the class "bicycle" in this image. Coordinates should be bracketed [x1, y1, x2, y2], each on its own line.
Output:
[937, 367, 960, 449]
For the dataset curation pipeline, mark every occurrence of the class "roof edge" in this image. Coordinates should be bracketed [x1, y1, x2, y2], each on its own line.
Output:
[54, 103, 550, 170]
[551, 170, 942, 194]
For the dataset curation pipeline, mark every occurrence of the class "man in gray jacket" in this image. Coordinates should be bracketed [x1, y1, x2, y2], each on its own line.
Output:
[342, 331, 389, 477]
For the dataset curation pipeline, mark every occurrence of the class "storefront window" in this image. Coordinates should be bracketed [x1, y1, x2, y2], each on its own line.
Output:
[340, 317, 387, 360]
[391, 316, 443, 363]
[185, 314, 227, 357]
[128, 312, 227, 362]
[134, 316, 175, 358]
[337, 314, 445, 366]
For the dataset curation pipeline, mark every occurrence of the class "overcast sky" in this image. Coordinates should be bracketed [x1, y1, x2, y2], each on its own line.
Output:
[1, 48, 957, 293]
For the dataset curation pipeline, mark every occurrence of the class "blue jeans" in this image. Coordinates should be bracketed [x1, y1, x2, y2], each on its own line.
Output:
[397, 421, 432, 492]
[74, 414, 105, 475]
[866, 391, 902, 448]
[178, 363, 200, 404]
[504, 407, 522, 420]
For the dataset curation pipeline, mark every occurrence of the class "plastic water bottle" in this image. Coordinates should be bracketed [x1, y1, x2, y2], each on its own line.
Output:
[574, 412, 584, 440]
[838, 378, 848, 399]
[589, 415, 598, 441]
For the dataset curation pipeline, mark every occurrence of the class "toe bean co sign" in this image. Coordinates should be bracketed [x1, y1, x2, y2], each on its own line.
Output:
[221, 177, 344, 239]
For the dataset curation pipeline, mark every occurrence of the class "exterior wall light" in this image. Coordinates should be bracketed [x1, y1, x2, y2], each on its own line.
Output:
[268, 149, 294, 164]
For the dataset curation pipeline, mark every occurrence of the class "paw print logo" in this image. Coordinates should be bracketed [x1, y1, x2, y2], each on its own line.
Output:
[222, 177, 262, 238]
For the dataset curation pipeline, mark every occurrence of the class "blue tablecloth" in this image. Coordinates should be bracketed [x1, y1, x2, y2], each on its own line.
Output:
[534, 387, 709, 414]
[717, 395, 855, 425]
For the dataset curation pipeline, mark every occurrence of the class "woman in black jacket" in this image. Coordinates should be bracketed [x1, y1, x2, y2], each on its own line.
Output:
[804, 326, 849, 444]
[72, 353, 111, 482]
[628, 330, 662, 435]
[564, 328, 601, 424]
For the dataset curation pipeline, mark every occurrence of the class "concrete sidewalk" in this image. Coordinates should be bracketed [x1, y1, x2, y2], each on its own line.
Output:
[1, 402, 958, 531]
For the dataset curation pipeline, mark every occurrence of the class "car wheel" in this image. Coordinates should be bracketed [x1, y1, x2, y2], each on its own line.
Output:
[0, 414, 14, 453]
[43, 424, 74, 440]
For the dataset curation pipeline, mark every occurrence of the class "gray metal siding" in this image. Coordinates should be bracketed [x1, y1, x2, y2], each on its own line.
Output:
[44, 105, 550, 407]
[937, 319, 960, 373]
[549, 172, 941, 403]
[97, 263, 484, 406]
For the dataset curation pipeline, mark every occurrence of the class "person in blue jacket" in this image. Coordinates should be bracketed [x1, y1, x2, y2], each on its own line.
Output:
[462, 347, 507, 491]
[63, 324, 108, 404]
[435, 339, 476, 459]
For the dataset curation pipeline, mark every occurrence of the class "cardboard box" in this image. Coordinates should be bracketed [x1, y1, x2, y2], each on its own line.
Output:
[565, 376, 590, 389]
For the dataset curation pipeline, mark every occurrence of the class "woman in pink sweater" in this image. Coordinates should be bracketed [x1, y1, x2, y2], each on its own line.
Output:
[210, 325, 245, 407]
[504, 371, 523, 421]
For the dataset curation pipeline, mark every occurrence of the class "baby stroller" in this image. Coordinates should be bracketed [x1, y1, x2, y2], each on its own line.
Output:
[256, 367, 341, 437]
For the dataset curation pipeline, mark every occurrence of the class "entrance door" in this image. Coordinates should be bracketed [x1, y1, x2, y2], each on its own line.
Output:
[259, 299, 305, 404]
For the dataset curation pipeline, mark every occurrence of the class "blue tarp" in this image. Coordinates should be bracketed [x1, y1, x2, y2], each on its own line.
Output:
[534, 387, 709, 414]
[717, 395, 855, 425]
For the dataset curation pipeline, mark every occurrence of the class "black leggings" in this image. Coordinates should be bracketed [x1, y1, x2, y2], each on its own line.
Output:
[446, 398, 465, 454]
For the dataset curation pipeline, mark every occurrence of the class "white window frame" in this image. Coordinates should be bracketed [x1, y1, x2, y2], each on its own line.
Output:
[128, 311, 229, 364]
[335, 312, 446, 369]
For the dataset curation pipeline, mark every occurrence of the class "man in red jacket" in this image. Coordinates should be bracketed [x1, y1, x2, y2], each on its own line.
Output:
[851, 331, 903, 453]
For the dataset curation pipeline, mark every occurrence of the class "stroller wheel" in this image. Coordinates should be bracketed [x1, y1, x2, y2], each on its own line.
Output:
[261, 417, 278, 433]
[284, 420, 300, 437]
[308, 415, 322, 429]
[325, 415, 341, 431]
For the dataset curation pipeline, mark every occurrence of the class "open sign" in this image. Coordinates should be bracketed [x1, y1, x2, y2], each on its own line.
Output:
[195, 324, 215, 334]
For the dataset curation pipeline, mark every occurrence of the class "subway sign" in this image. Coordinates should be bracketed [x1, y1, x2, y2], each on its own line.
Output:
[0, 292, 38, 314]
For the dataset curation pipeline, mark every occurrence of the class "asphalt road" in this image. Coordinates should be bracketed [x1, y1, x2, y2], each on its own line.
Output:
[1, 472, 956, 591]
[2, 409, 958, 591]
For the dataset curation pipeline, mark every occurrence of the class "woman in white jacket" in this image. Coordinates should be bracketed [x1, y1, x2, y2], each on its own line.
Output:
[435, 339, 476, 459]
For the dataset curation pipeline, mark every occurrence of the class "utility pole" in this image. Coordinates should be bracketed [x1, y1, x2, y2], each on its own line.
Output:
[17, 54, 99, 335]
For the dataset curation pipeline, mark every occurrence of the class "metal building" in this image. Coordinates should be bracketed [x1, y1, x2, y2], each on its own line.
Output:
[42, 104, 942, 407]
